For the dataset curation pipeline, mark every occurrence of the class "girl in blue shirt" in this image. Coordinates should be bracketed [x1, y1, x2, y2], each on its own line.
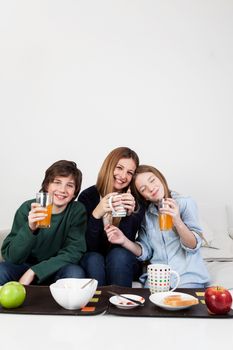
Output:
[105, 164, 210, 288]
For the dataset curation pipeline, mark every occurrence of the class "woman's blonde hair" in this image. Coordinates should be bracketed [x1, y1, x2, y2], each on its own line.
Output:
[96, 147, 139, 197]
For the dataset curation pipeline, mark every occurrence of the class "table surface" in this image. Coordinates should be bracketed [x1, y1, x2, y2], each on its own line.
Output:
[1, 313, 233, 350]
[1, 285, 233, 350]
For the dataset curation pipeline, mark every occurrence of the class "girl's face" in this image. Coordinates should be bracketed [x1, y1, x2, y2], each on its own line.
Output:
[135, 172, 165, 203]
[113, 158, 136, 192]
[47, 175, 76, 213]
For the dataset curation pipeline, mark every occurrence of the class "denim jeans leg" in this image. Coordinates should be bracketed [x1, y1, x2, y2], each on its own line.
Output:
[0, 261, 31, 285]
[80, 252, 106, 286]
[53, 264, 86, 282]
[106, 247, 137, 287]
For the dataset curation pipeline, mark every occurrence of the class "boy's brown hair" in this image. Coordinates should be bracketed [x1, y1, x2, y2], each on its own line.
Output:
[40, 160, 82, 200]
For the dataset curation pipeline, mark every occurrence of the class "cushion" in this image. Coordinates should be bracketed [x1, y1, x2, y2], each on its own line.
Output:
[0, 228, 10, 262]
[205, 261, 233, 289]
[201, 230, 233, 261]
[199, 218, 214, 247]
[198, 204, 233, 261]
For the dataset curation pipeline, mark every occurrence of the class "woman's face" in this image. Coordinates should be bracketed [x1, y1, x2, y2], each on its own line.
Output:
[135, 172, 164, 203]
[113, 158, 136, 192]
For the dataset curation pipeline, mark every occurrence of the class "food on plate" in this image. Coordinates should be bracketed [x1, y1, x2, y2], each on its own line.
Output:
[118, 296, 144, 306]
[119, 301, 135, 305]
[204, 286, 232, 315]
[163, 294, 199, 307]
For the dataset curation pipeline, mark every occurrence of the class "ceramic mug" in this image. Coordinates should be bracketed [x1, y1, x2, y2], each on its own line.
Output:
[108, 194, 127, 217]
[147, 263, 180, 293]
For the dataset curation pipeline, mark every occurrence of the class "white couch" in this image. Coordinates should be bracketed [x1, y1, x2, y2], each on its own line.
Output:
[1, 203, 233, 289]
[198, 203, 233, 289]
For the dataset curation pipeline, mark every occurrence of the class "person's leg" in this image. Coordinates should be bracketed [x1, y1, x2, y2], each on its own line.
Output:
[106, 247, 137, 287]
[53, 264, 86, 282]
[0, 261, 30, 285]
[80, 252, 106, 286]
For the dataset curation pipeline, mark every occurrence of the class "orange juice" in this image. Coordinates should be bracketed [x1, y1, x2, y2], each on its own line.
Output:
[159, 213, 173, 231]
[36, 203, 53, 228]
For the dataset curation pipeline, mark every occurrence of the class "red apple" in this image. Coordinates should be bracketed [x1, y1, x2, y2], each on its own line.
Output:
[204, 286, 232, 315]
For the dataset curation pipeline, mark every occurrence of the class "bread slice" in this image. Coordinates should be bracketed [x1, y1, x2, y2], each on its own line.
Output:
[163, 294, 199, 307]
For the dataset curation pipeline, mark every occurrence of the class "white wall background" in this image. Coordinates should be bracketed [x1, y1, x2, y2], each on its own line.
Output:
[0, 0, 233, 229]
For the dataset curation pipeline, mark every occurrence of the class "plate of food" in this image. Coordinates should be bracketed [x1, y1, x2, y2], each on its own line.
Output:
[149, 291, 199, 311]
[109, 294, 145, 309]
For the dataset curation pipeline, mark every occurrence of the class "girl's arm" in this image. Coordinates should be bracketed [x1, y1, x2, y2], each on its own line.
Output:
[161, 198, 197, 249]
[173, 218, 197, 248]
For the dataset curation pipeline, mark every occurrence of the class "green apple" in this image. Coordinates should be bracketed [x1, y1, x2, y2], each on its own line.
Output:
[0, 281, 26, 308]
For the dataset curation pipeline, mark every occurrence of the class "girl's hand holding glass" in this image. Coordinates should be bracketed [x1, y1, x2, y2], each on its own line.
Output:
[159, 198, 180, 222]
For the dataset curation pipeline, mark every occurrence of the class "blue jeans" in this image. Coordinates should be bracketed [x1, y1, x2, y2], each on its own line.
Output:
[0, 261, 85, 285]
[80, 247, 138, 287]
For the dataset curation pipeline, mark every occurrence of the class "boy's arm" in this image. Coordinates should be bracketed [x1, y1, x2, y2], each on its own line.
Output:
[2, 201, 37, 264]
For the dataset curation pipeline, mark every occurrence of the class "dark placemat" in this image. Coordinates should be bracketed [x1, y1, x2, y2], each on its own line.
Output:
[0, 285, 108, 316]
[105, 286, 233, 319]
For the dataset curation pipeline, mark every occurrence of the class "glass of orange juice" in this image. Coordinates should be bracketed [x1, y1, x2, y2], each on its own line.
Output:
[158, 198, 173, 231]
[36, 192, 53, 228]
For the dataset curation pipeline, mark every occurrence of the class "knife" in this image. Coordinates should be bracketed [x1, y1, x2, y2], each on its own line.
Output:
[108, 291, 144, 306]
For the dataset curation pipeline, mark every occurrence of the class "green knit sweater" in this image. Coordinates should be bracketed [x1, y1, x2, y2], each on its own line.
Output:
[2, 199, 87, 283]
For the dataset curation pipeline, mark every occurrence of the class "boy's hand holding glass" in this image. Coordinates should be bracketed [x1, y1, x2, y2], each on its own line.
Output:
[35, 192, 53, 228]
[28, 193, 53, 231]
[28, 203, 47, 231]
[28, 203, 48, 231]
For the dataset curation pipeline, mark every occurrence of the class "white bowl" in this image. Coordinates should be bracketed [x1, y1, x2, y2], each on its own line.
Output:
[49, 278, 98, 310]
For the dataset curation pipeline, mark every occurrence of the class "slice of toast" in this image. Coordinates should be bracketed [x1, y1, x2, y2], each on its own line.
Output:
[163, 294, 199, 307]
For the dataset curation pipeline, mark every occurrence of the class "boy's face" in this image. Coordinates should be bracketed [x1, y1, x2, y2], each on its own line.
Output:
[47, 175, 76, 213]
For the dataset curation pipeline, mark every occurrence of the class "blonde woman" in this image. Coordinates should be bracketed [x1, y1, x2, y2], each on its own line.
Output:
[78, 147, 145, 287]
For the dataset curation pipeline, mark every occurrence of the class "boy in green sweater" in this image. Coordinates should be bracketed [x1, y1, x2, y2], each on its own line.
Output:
[0, 160, 87, 285]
